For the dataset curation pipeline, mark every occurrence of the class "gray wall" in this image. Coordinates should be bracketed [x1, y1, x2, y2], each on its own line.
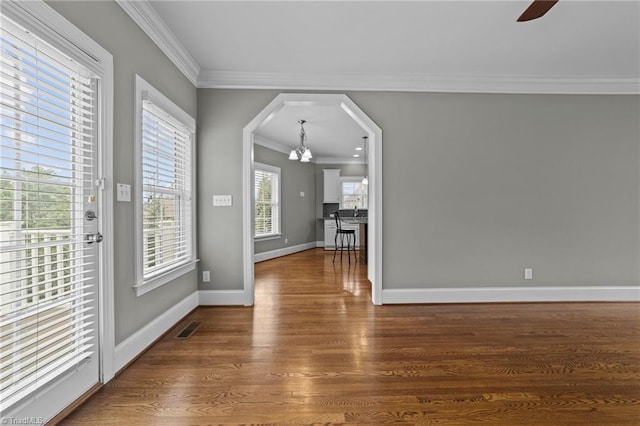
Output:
[47, 1, 198, 344]
[197, 90, 280, 290]
[254, 144, 316, 254]
[350, 91, 639, 288]
[198, 89, 639, 291]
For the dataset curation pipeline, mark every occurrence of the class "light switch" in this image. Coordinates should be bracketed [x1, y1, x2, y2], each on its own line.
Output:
[116, 183, 131, 202]
[300, 191, 305, 197]
[213, 195, 232, 206]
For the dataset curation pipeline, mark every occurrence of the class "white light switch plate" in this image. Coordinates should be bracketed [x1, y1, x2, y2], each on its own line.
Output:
[213, 195, 232, 206]
[116, 183, 131, 202]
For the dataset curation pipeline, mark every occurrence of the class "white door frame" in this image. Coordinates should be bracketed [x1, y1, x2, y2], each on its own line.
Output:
[1, 1, 116, 418]
[242, 93, 383, 305]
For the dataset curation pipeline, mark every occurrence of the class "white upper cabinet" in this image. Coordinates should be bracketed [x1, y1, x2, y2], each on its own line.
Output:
[323, 169, 341, 203]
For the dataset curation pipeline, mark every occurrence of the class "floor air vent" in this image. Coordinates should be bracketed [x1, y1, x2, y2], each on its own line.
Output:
[176, 321, 201, 339]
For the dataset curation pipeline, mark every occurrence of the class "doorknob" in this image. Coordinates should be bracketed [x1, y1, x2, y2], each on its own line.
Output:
[85, 232, 104, 244]
[84, 210, 98, 221]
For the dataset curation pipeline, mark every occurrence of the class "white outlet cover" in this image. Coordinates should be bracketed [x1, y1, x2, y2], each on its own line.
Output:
[524, 268, 533, 280]
[116, 183, 131, 202]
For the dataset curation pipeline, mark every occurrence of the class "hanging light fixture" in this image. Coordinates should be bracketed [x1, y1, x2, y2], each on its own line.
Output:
[288, 119, 312, 162]
[362, 136, 369, 185]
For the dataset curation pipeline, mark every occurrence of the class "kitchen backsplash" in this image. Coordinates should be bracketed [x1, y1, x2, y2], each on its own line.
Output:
[323, 203, 339, 217]
[323, 203, 368, 218]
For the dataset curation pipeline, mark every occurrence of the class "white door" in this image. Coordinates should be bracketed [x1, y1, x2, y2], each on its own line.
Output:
[0, 15, 102, 421]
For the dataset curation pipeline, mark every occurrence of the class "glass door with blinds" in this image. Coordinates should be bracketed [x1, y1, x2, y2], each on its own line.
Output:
[0, 15, 101, 417]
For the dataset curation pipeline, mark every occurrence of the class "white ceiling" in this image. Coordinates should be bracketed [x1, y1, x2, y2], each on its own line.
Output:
[254, 103, 368, 163]
[146, 0, 639, 91]
[126, 0, 639, 162]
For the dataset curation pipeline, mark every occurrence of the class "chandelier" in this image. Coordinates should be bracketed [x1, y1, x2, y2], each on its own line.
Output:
[288, 119, 312, 162]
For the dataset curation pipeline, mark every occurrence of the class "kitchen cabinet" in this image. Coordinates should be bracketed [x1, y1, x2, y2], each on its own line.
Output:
[341, 222, 360, 248]
[323, 169, 340, 203]
[358, 222, 367, 264]
[324, 219, 359, 250]
[324, 220, 337, 250]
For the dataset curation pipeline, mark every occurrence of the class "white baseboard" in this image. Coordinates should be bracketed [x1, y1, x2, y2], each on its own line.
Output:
[316, 240, 324, 248]
[199, 289, 246, 305]
[382, 286, 640, 304]
[114, 291, 198, 373]
[254, 241, 316, 263]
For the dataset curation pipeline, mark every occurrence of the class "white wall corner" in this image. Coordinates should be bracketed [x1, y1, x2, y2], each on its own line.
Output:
[199, 289, 246, 306]
[382, 286, 640, 304]
[113, 291, 198, 373]
[115, 0, 199, 86]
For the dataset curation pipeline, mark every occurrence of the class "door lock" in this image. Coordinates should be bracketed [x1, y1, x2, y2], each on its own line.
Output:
[85, 210, 98, 221]
[85, 232, 104, 244]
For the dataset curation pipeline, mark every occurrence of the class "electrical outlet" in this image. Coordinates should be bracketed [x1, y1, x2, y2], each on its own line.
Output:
[300, 191, 305, 197]
[202, 271, 210, 282]
[284, 238, 288, 244]
[524, 268, 533, 280]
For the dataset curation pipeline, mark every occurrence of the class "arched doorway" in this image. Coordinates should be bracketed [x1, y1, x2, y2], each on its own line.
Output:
[242, 93, 383, 305]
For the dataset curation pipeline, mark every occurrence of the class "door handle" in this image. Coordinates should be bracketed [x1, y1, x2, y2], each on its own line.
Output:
[85, 232, 104, 244]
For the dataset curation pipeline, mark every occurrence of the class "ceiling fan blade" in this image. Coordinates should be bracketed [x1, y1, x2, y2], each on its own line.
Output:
[517, 0, 559, 22]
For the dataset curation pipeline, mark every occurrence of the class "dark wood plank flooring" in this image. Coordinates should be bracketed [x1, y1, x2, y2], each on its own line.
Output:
[61, 248, 640, 425]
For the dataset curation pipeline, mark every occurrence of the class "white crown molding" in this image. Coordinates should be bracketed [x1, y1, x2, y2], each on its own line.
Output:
[199, 70, 640, 95]
[116, 0, 199, 86]
[253, 135, 291, 156]
[315, 157, 365, 165]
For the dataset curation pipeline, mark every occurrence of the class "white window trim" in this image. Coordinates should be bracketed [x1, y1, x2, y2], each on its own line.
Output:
[134, 75, 197, 297]
[340, 176, 368, 209]
[253, 162, 281, 240]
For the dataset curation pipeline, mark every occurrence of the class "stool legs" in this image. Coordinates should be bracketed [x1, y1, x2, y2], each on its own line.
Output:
[333, 231, 357, 264]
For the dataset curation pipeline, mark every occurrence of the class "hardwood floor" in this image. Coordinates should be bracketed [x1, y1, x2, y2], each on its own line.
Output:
[62, 248, 640, 425]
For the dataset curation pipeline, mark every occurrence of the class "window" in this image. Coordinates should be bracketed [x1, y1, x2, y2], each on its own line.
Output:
[341, 178, 368, 209]
[254, 162, 280, 239]
[134, 75, 196, 296]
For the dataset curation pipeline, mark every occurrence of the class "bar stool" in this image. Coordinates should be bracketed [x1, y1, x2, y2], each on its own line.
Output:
[333, 211, 356, 264]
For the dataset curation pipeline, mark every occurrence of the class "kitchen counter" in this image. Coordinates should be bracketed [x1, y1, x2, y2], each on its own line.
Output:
[321, 217, 368, 223]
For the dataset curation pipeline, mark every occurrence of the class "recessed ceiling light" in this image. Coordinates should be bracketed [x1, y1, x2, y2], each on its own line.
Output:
[353, 154, 360, 157]
[356, 147, 362, 151]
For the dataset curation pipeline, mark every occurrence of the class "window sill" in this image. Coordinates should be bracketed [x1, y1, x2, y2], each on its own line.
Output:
[134, 259, 199, 297]
[254, 234, 282, 242]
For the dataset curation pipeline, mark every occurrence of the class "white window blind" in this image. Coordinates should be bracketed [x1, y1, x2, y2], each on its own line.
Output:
[140, 95, 194, 282]
[254, 164, 280, 237]
[341, 179, 368, 209]
[0, 17, 97, 409]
